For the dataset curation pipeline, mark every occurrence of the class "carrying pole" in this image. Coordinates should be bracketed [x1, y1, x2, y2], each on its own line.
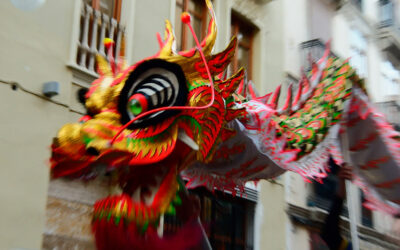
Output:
[341, 131, 360, 250]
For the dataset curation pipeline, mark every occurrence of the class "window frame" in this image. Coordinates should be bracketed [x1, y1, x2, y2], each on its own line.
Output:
[176, 0, 208, 51]
[231, 14, 255, 80]
[163, 187, 255, 249]
[87, 0, 122, 21]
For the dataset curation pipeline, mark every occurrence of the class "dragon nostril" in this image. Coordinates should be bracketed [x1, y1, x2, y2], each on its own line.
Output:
[87, 147, 100, 156]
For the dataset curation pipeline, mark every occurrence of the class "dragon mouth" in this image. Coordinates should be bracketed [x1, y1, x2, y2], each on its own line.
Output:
[124, 164, 171, 206]
[92, 169, 181, 234]
[91, 140, 195, 235]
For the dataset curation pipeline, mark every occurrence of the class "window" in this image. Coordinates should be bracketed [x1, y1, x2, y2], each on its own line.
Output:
[349, 29, 368, 78]
[175, 0, 209, 51]
[231, 14, 256, 79]
[361, 191, 373, 227]
[379, 0, 395, 27]
[351, 0, 363, 11]
[83, 0, 122, 21]
[308, 164, 345, 213]
[77, 0, 125, 72]
[164, 187, 255, 250]
[300, 39, 336, 72]
[307, 159, 373, 228]
[380, 61, 400, 98]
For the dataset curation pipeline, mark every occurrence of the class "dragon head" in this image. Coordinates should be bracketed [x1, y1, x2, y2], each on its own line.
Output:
[50, 0, 246, 247]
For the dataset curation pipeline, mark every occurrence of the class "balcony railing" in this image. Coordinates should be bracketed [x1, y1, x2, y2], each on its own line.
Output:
[375, 100, 400, 130]
[300, 39, 337, 72]
[351, 0, 363, 11]
[76, 3, 125, 73]
[379, 0, 395, 28]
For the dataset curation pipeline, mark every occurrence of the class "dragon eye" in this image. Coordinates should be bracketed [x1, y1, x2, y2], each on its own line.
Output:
[118, 59, 188, 128]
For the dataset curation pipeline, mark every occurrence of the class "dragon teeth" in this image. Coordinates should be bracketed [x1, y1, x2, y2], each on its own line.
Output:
[178, 129, 199, 150]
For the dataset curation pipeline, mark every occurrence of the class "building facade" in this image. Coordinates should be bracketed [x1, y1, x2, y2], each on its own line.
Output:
[284, 0, 400, 249]
[0, 0, 399, 249]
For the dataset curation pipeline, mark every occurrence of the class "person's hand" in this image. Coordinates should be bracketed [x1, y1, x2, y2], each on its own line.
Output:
[337, 163, 353, 198]
[338, 164, 353, 181]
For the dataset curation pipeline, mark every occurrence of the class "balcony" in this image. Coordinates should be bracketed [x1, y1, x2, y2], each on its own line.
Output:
[73, 2, 125, 78]
[375, 100, 400, 130]
[287, 203, 399, 249]
[351, 0, 363, 11]
[300, 39, 337, 72]
[377, 0, 400, 69]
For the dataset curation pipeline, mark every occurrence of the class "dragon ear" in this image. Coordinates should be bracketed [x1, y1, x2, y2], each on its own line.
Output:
[194, 37, 237, 79]
[216, 68, 245, 98]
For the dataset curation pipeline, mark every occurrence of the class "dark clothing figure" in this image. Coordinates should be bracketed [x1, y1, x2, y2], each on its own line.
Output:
[320, 160, 353, 250]
[320, 196, 352, 250]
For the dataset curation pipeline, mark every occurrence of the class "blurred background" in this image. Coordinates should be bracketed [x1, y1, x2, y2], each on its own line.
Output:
[1, 0, 400, 249]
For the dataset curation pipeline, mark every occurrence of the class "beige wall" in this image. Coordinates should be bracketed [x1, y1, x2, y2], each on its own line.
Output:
[0, 86, 72, 249]
[308, 0, 335, 42]
[130, 0, 172, 63]
[0, 0, 286, 248]
[256, 180, 287, 250]
[0, 0, 79, 248]
[283, 0, 308, 79]
[3, 0, 398, 249]
[256, 0, 285, 94]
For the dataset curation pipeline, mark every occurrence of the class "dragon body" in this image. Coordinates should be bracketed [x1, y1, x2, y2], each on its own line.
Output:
[50, 1, 400, 248]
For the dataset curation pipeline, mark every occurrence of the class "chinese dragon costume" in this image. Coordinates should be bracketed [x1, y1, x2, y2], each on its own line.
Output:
[49, 0, 400, 249]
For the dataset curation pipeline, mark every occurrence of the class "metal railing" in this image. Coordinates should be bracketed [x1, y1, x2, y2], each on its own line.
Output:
[351, 0, 363, 11]
[375, 100, 400, 130]
[300, 39, 337, 72]
[76, 3, 125, 73]
[379, 0, 395, 28]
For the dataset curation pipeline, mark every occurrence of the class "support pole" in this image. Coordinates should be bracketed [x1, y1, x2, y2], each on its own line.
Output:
[345, 180, 360, 250]
[341, 131, 360, 250]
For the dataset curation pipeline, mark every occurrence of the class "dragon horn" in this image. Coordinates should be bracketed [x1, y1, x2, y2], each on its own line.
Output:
[248, 80, 258, 99]
[278, 83, 292, 114]
[159, 20, 175, 57]
[156, 32, 164, 49]
[254, 92, 272, 105]
[201, 0, 217, 55]
[318, 40, 331, 65]
[104, 38, 116, 75]
[117, 35, 127, 72]
[269, 84, 281, 109]
[292, 80, 302, 108]
[302, 71, 310, 93]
